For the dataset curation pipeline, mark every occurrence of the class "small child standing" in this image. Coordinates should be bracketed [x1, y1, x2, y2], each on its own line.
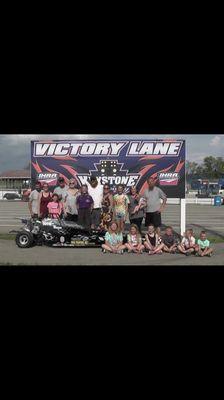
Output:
[113, 185, 130, 233]
[178, 229, 196, 256]
[162, 226, 178, 254]
[102, 221, 126, 254]
[125, 224, 144, 254]
[196, 231, 213, 257]
[47, 194, 63, 219]
[144, 224, 164, 255]
[76, 185, 94, 230]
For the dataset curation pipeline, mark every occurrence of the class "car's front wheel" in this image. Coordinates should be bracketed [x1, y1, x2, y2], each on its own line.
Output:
[16, 232, 34, 248]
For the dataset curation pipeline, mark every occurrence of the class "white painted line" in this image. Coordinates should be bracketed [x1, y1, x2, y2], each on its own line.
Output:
[0, 218, 29, 220]
[0, 225, 22, 227]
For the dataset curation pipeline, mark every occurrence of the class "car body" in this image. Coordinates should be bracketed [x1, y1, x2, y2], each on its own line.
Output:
[3, 192, 21, 201]
[13, 217, 107, 248]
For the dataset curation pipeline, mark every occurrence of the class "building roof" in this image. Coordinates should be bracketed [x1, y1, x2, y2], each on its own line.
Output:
[0, 170, 31, 179]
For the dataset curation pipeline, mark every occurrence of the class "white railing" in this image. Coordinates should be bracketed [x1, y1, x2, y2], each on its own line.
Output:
[167, 198, 214, 205]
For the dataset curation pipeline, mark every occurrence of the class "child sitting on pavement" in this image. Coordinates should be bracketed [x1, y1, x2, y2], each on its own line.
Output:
[102, 221, 126, 254]
[144, 224, 164, 255]
[195, 231, 213, 257]
[178, 229, 197, 256]
[162, 226, 178, 254]
[125, 224, 145, 254]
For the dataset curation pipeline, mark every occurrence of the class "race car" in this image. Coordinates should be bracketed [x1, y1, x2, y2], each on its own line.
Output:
[12, 217, 107, 249]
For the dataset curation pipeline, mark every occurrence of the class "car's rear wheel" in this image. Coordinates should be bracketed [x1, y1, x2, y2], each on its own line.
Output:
[16, 232, 34, 248]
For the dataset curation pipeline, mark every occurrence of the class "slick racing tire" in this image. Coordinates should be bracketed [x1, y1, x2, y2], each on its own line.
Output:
[16, 232, 34, 248]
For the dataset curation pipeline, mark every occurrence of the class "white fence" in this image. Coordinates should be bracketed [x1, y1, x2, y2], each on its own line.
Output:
[167, 198, 215, 205]
[0, 191, 220, 205]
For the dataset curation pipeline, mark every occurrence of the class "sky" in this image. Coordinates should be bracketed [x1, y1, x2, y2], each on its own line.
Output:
[0, 132, 224, 173]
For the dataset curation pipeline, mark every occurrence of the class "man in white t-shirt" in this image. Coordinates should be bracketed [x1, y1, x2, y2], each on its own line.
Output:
[86, 176, 104, 229]
[53, 177, 69, 202]
[29, 181, 41, 218]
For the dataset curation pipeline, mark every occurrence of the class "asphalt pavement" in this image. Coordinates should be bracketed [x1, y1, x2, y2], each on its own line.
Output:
[0, 239, 223, 266]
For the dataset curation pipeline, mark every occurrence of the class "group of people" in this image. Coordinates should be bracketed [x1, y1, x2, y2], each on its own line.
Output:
[29, 175, 167, 233]
[28, 175, 213, 257]
[102, 223, 213, 257]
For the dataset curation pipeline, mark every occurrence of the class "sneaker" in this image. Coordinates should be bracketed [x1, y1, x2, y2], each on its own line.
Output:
[208, 253, 212, 257]
[102, 249, 107, 254]
[186, 252, 191, 256]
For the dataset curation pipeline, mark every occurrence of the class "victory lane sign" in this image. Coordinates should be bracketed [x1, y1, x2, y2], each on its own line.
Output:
[31, 139, 186, 198]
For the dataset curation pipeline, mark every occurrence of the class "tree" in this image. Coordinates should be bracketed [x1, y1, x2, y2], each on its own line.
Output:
[203, 156, 224, 179]
[186, 161, 199, 178]
[186, 157, 224, 182]
[186, 161, 203, 181]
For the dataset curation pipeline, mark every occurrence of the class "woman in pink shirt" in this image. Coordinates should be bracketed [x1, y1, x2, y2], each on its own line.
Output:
[47, 194, 63, 219]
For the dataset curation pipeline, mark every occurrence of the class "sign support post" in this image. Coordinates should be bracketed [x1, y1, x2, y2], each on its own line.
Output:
[180, 198, 186, 236]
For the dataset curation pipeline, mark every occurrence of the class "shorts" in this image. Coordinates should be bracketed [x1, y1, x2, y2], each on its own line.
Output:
[145, 212, 161, 228]
[115, 212, 126, 220]
[91, 208, 102, 227]
[130, 217, 143, 233]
